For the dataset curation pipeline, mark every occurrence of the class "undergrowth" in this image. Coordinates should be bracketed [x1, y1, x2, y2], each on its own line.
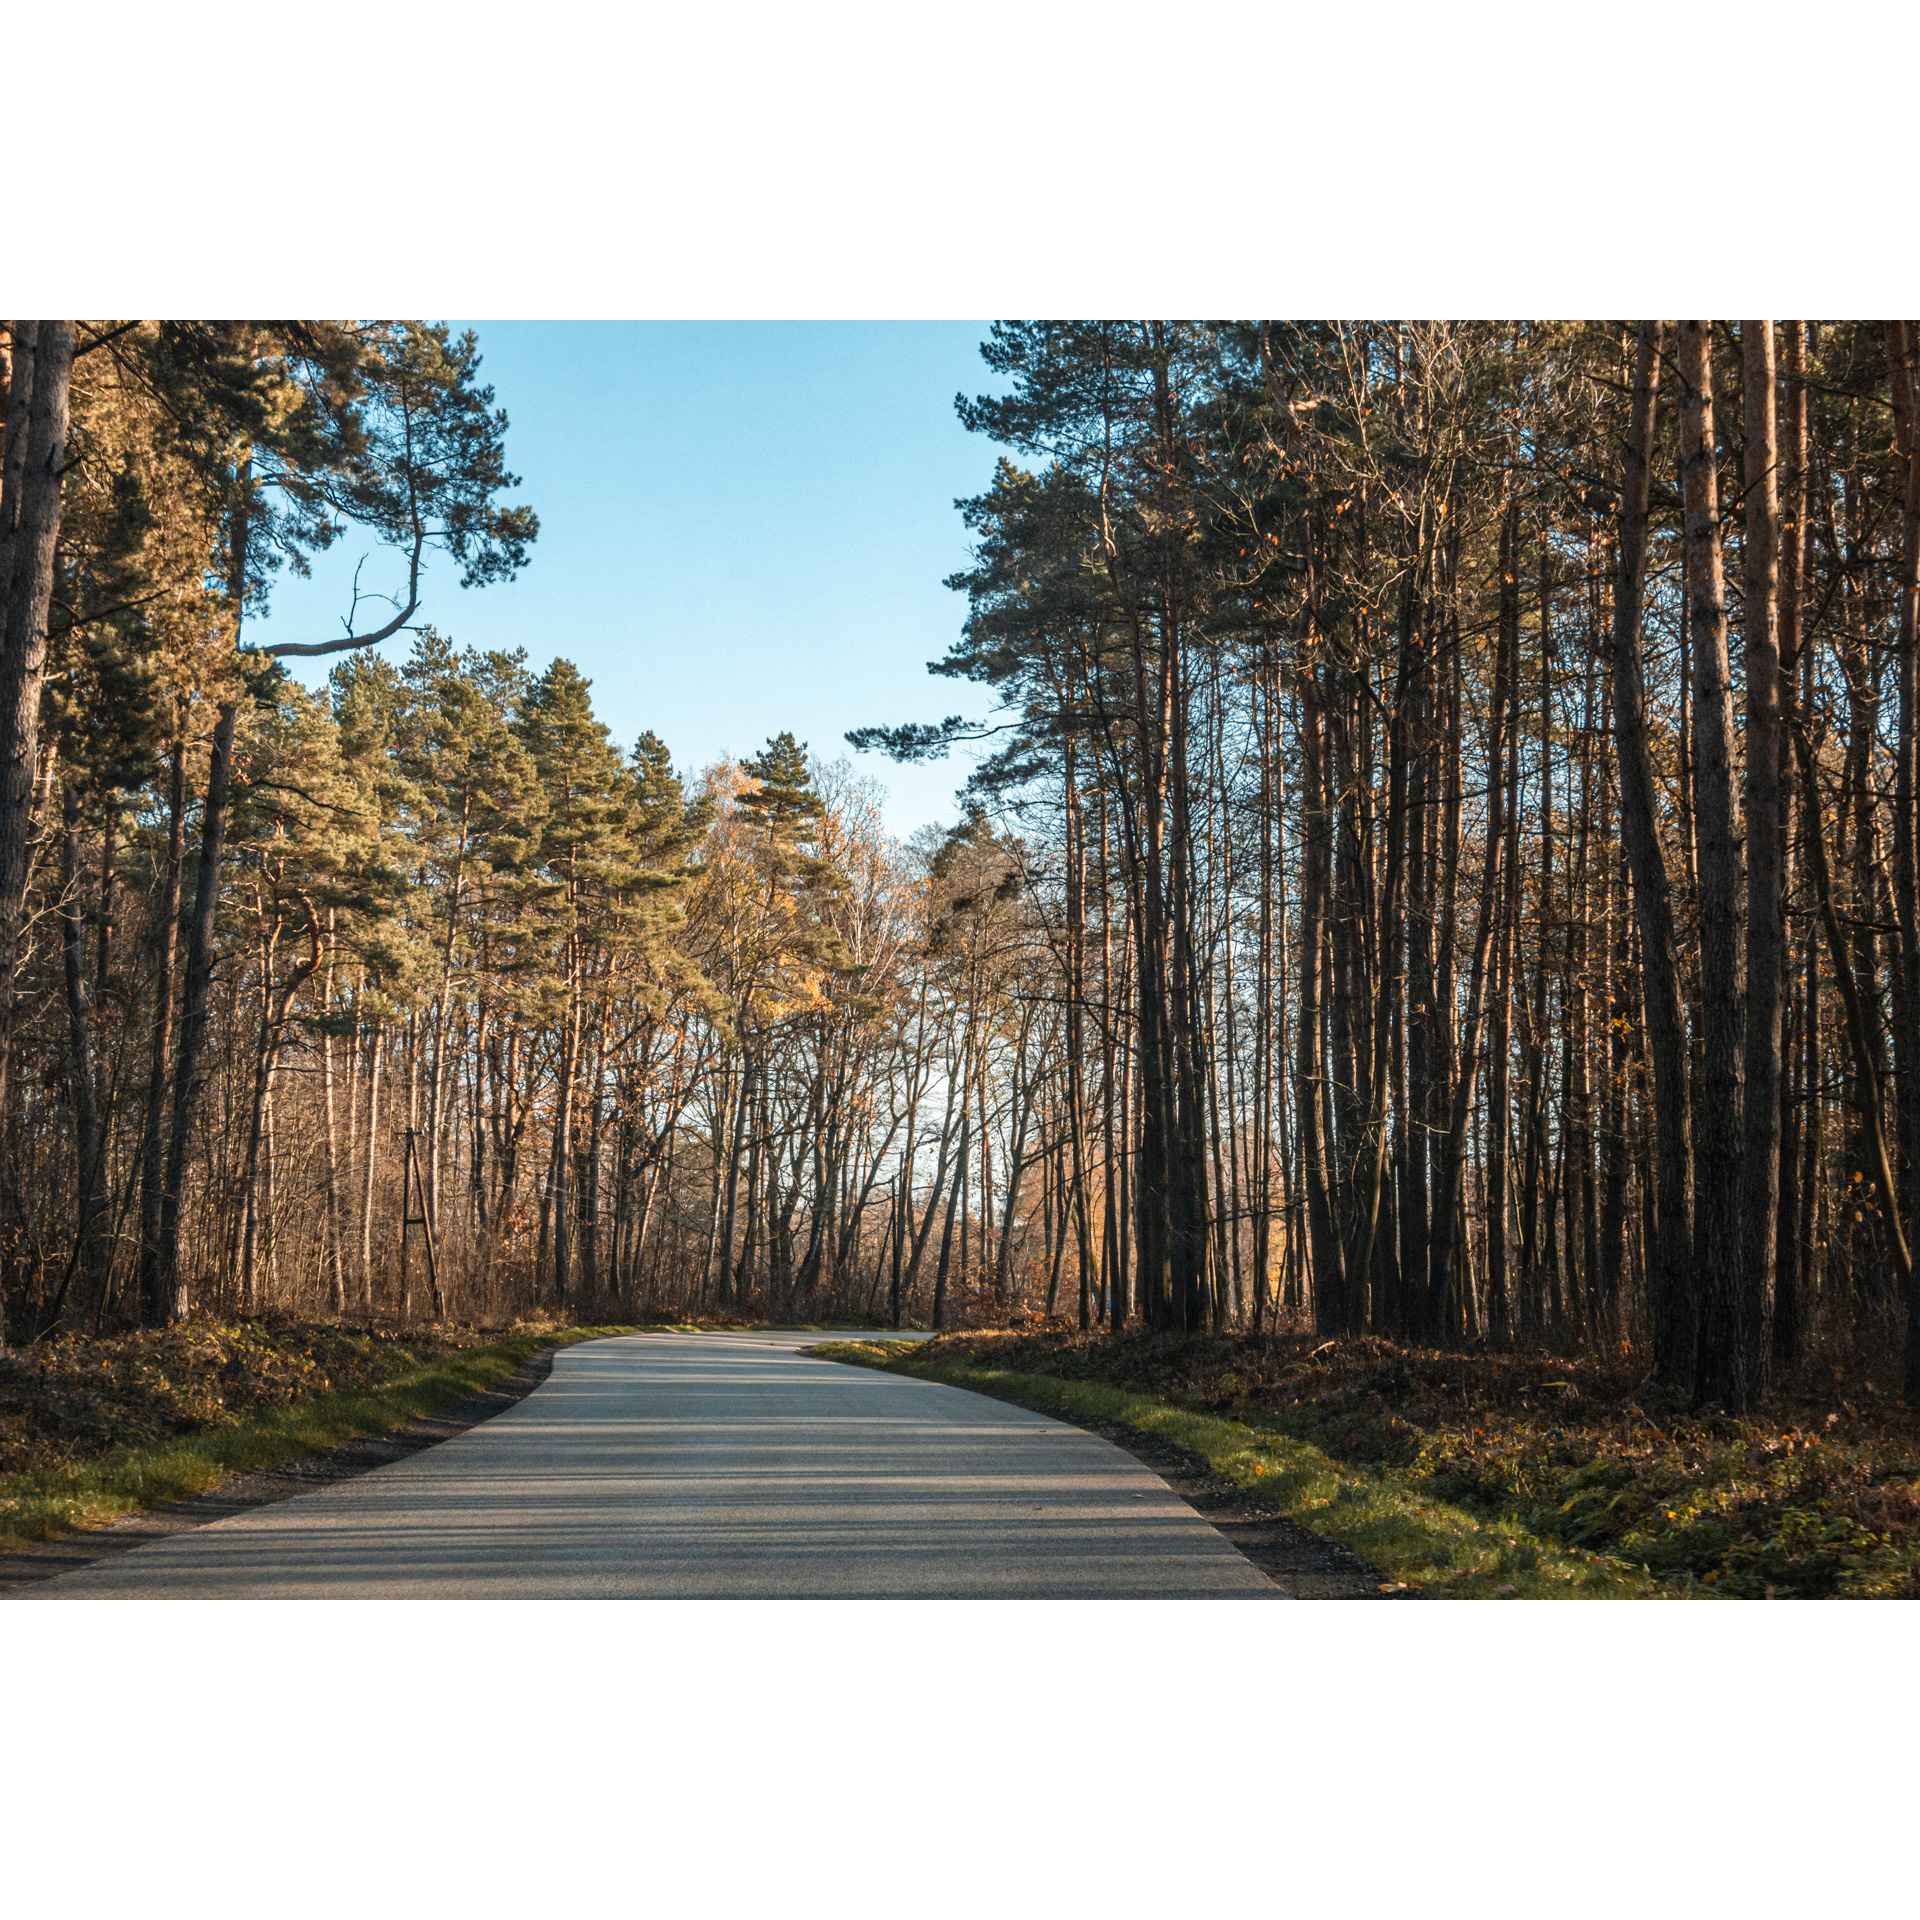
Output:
[0, 1319, 629, 1553]
[819, 1328, 1920, 1599]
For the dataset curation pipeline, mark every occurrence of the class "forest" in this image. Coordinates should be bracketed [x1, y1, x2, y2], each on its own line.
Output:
[21, 14, 1906, 1901]
[3, 319, 1918, 1451]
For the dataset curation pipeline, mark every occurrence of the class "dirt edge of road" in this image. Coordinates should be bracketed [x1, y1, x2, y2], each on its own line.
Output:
[0, 1343, 573, 1597]
[1034, 1401, 1417, 1598]
[15, 1330, 1404, 1600]
[810, 1348, 1411, 1599]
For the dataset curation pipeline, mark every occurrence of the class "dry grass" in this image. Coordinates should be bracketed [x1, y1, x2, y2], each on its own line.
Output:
[812, 1337, 1664, 1597]
[880, 1327, 1920, 1598]
[0, 1317, 628, 1553]
[2, 1318, 530, 1477]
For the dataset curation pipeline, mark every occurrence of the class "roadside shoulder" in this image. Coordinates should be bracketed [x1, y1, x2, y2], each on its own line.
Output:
[809, 1340, 1663, 1599]
[1, 1330, 624, 1594]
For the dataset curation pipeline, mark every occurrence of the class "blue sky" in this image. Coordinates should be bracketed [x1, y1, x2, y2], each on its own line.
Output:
[261, 322, 1015, 836]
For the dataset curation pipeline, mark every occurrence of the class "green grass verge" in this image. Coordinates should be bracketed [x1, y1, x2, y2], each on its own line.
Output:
[810, 1340, 1684, 1599]
[0, 1325, 632, 1555]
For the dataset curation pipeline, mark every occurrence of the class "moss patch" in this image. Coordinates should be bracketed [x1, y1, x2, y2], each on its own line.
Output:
[818, 1328, 1920, 1598]
[810, 1338, 1670, 1599]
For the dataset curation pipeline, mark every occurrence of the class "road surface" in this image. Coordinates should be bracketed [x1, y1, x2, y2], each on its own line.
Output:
[21, 1330, 1280, 1599]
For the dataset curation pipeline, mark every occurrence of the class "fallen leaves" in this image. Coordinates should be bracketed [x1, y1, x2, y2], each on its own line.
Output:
[0, 1318, 532, 1483]
[905, 1325, 1920, 1599]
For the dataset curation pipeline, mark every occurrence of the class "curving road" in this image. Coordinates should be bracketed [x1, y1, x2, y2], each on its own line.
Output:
[21, 1330, 1280, 1599]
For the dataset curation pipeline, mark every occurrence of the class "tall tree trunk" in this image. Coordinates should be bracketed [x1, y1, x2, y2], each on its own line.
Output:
[1428, 506, 1512, 1344]
[425, 794, 470, 1238]
[157, 450, 254, 1323]
[1738, 320, 1785, 1401]
[58, 781, 108, 1324]
[238, 898, 319, 1317]
[1774, 321, 1810, 1370]
[1607, 322, 1695, 1386]
[582, 991, 610, 1298]
[932, 1064, 972, 1332]
[360, 1020, 384, 1312]
[1297, 646, 1344, 1331]
[1097, 778, 1125, 1331]
[716, 1041, 752, 1311]
[239, 907, 282, 1314]
[0, 321, 75, 1140]
[1252, 659, 1280, 1330]
[1398, 651, 1432, 1342]
[1565, 621, 1598, 1341]
[1680, 320, 1750, 1409]
[551, 950, 582, 1302]
[1346, 523, 1423, 1320]
[156, 698, 239, 1322]
[1795, 723, 1914, 1310]
[319, 913, 348, 1314]
[1889, 317, 1920, 1401]
[1598, 836, 1631, 1344]
[1521, 528, 1556, 1337]
[139, 735, 188, 1324]
[1487, 496, 1523, 1344]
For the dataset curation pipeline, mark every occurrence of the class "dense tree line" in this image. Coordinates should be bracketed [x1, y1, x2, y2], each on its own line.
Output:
[5, 319, 1920, 1414]
[0, 319, 1077, 1338]
[858, 321, 1920, 1410]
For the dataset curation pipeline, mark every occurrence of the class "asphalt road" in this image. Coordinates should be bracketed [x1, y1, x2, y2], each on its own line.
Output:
[22, 1330, 1281, 1599]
